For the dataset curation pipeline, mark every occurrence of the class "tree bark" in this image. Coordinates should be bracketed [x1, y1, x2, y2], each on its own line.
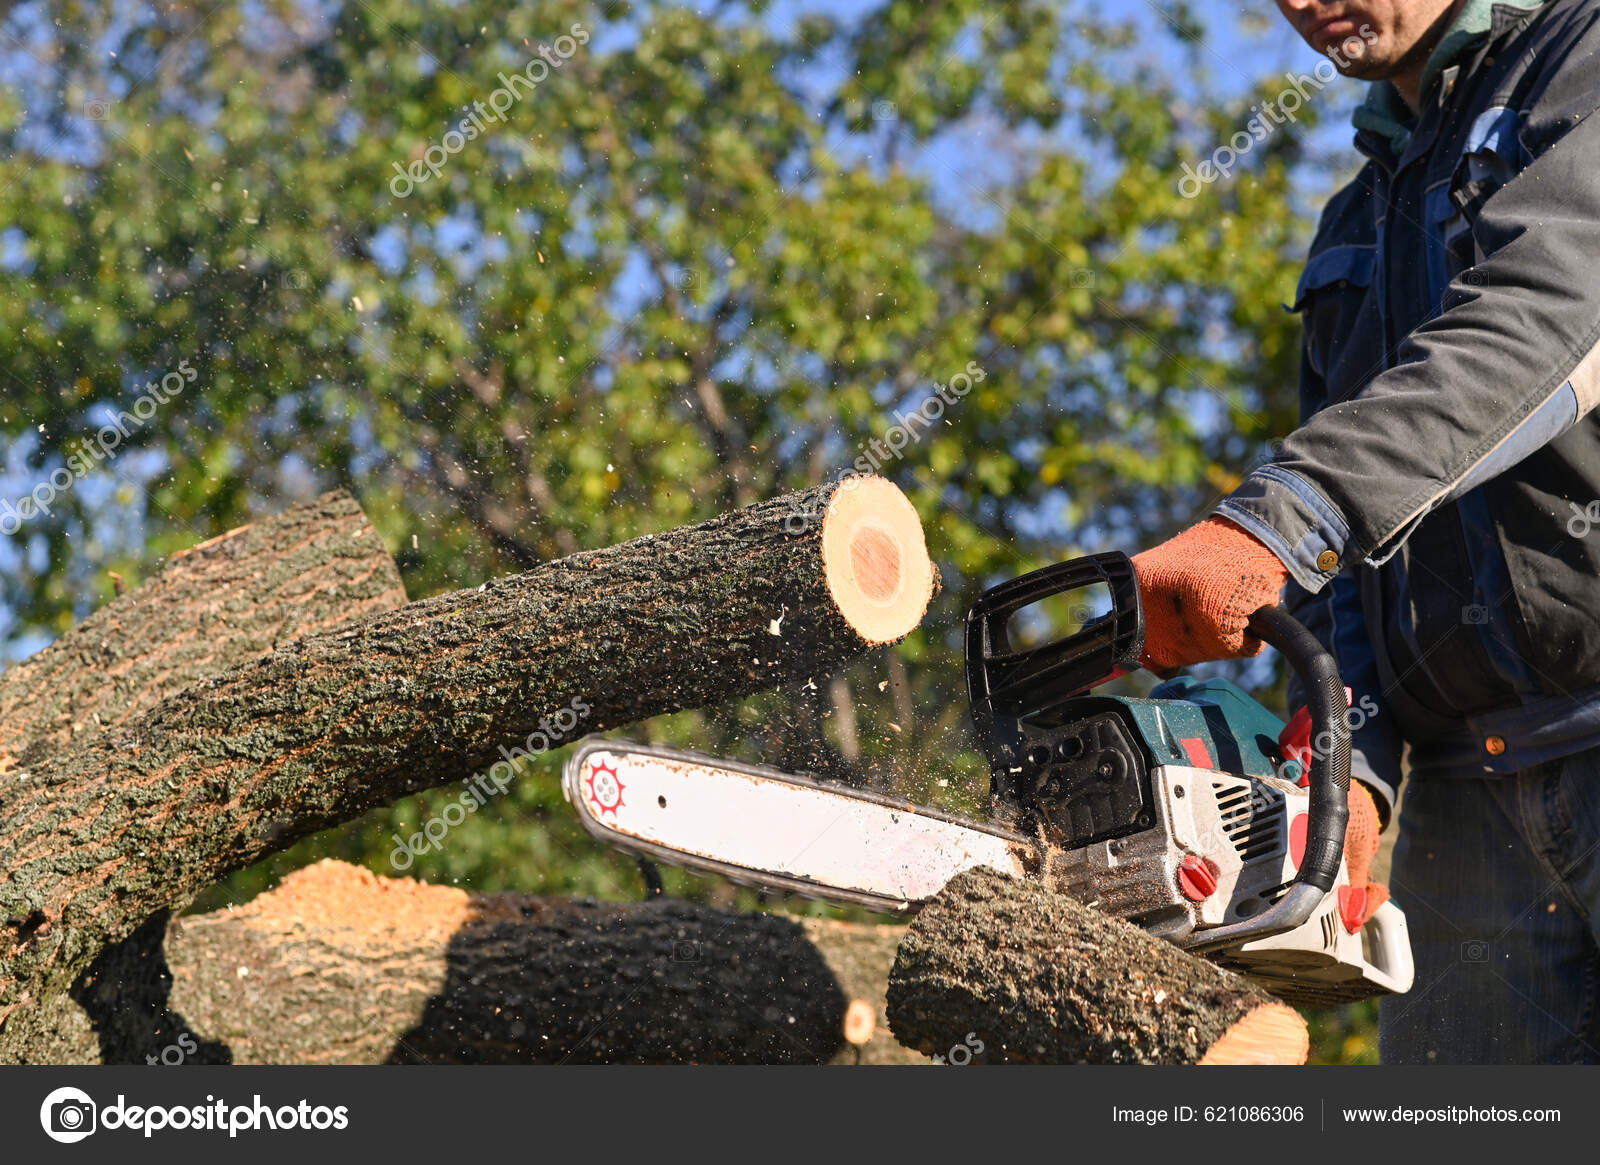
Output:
[0, 490, 406, 776]
[886, 868, 1308, 1065]
[0, 490, 409, 1064]
[69, 860, 919, 1065]
[0, 476, 934, 1041]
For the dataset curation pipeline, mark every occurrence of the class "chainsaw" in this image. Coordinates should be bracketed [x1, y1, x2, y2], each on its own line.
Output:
[561, 552, 1414, 1006]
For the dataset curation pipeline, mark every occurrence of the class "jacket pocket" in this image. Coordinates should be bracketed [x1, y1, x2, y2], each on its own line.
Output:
[1291, 243, 1378, 397]
[1428, 106, 1530, 296]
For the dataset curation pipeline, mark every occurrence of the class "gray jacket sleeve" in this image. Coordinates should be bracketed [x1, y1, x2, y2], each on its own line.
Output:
[1218, 45, 1600, 593]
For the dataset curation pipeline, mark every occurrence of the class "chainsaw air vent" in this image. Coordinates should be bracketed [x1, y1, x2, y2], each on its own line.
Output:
[1320, 910, 1340, 951]
[1211, 780, 1284, 864]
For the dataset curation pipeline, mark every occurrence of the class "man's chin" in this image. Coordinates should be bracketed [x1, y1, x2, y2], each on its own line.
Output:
[1327, 54, 1392, 81]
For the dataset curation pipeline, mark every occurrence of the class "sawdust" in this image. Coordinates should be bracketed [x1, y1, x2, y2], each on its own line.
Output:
[231, 859, 474, 953]
[227, 859, 580, 954]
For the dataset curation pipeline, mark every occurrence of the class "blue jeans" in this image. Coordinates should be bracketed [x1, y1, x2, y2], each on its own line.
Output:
[1379, 746, 1600, 1063]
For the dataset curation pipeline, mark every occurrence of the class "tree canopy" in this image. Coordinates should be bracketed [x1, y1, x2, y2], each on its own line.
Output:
[0, 0, 1338, 918]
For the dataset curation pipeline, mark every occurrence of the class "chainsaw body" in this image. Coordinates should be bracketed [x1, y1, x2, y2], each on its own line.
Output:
[965, 552, 1412, 1003]
[999, 683, 1411, 1002]
[563, 552, 1414, 1005]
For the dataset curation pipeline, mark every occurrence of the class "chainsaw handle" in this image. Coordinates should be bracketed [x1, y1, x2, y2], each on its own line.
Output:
[1185, 604, 1350, 956]
[965, 552, 1144, 770]
[1250, 605, 1350, 891]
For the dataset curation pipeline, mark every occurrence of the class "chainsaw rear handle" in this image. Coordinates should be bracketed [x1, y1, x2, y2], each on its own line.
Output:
[1185, 603, 1351, 955]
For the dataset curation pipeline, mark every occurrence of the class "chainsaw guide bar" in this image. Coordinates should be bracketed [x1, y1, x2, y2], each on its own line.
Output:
[563, 741, 1040, 913]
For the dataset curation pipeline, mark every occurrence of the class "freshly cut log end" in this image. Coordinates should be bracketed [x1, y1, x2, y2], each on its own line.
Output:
[1198, 1003, 1309, 1065]
[886, 868, 1309, 1065]
[820, 475, 935, 645]
[842, 999, 877, 1046]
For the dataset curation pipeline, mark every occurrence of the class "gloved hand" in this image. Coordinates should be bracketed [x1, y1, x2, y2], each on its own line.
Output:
[1130, 516, 1290, 672]
[1339, 781, 1390, 933]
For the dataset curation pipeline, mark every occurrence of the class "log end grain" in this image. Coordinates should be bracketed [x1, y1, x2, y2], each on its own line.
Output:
[820, 476, 935, 645]
[1198, 1003, 1309, 1065]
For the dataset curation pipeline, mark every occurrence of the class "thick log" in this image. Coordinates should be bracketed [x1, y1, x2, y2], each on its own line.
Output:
[0, 490, 406, 775]
[0, 490, 408, 1064]
[71, 860, 917, 1065]
[886, 868, 1308, 1065]
[0, 477, 934, 1037]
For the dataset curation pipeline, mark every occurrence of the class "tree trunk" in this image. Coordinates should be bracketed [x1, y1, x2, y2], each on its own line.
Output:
[0, 476, 934, 1041]
[0, 490, 409, 1064]
[72, 860, 919, 1065]
[886, 868, 1308, 1065]
[0, 490, 406, 776]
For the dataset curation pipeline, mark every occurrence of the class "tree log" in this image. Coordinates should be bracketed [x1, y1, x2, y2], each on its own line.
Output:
[0, 477, 934, 1037]
[885, 868, 1308, 1065]
[0, 489, 406, 775]
[0, 490, 409, 1063]
[73, 860, 917, 1065]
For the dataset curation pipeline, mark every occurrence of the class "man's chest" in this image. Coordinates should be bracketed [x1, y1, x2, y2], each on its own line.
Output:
[1298, 78, 1537, 406]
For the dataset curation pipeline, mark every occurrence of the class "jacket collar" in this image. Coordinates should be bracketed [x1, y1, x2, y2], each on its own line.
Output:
[1352, 0, 1551, 160]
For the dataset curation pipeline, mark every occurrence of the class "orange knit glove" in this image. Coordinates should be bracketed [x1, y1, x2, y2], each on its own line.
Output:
[1130, 516, 1290, 672]
[1339, 782, 1390, 933]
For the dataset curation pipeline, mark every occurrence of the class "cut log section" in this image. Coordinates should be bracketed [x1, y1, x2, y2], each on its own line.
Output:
[819, 475, 935, 644]
[0, 478, 935, 1036]
[885, 868, 1309, 1065]
[76, 860, 915, 1065]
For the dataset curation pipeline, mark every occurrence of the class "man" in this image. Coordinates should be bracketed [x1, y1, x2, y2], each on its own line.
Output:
[1133, 0, 1600, 1062]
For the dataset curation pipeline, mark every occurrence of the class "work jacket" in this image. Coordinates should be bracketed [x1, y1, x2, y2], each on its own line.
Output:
[1217, 0, 1600, 815]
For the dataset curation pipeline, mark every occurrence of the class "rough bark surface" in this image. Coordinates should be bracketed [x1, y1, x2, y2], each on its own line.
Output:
[0, 490, 407, 1063]
[64, 860, 913, 1065]
[0, 490, 406, 775]
[885, 868, 1308, 1065]
[0, 478, 933, 1038]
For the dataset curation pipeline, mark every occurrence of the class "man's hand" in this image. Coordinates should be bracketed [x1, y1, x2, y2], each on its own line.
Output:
[1129, 516, 1290, 672]
[1340, 781, 1390, 933]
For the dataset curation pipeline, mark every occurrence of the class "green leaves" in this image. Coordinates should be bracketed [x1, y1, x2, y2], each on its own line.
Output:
[2, 0, 1325, 904]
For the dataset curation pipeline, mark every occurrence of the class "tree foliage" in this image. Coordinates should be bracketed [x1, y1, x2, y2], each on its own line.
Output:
[0, 0, 1323, 905]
